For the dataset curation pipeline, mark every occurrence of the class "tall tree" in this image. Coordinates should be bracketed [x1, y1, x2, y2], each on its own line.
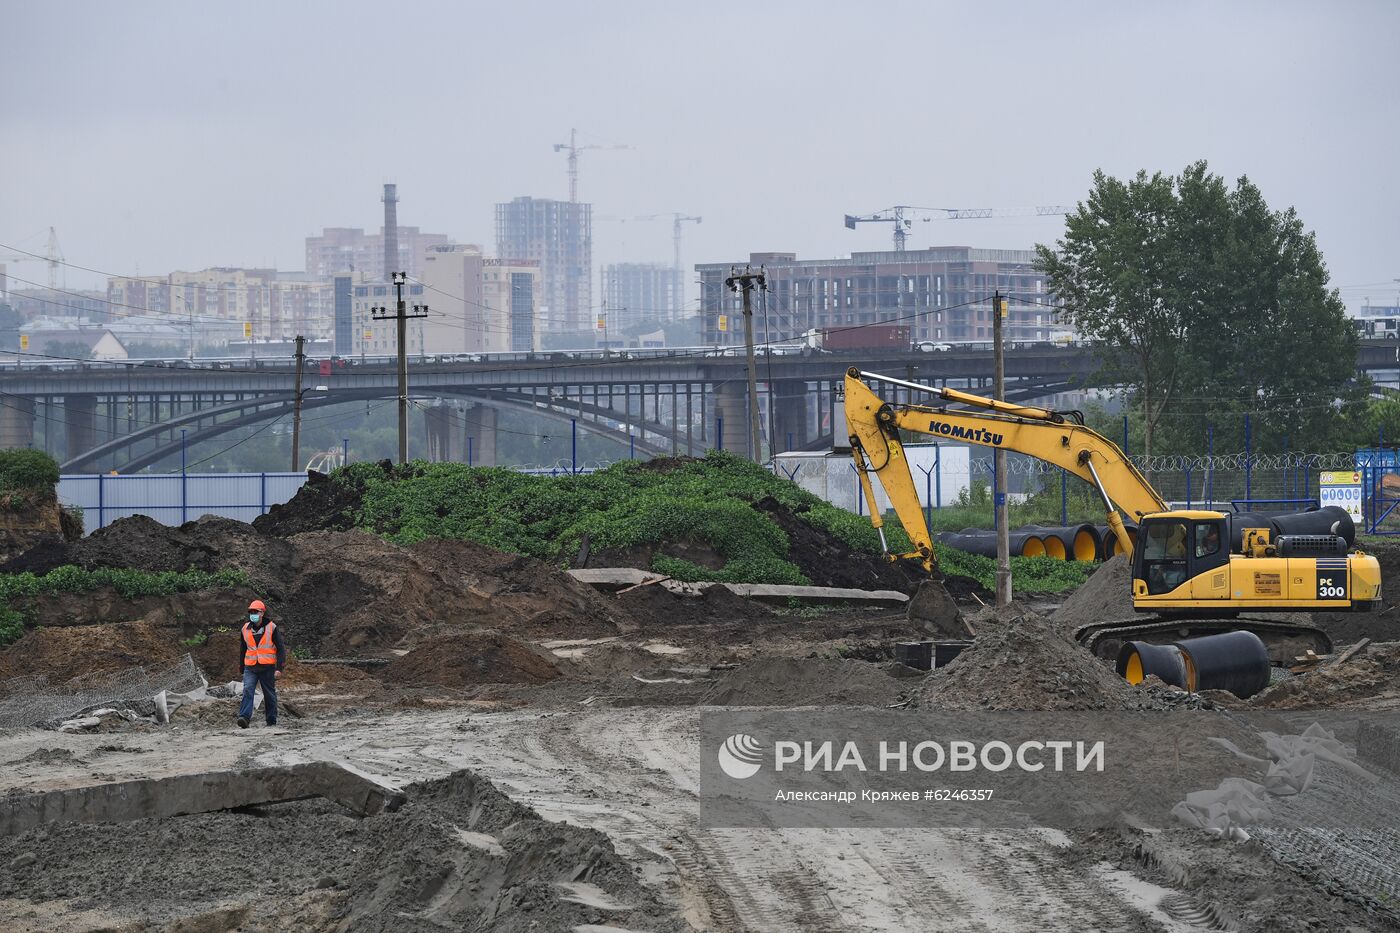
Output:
[1037, 161, 1358, 459]
[1035, 168, 1189, 460]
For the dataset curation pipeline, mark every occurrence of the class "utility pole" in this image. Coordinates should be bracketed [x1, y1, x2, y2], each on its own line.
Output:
[725, 266, 765, 464]
[992, 291, 1011, 607]
[291, 335, 305, 472]
[372, 272, 428, 464]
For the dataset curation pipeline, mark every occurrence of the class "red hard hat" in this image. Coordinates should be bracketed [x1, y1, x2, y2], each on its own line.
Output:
[248, 599, 266, 612]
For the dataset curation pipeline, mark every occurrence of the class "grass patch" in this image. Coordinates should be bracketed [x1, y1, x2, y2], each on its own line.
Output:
[0, 566, 249, 647]
[325, 454, 1105, 589]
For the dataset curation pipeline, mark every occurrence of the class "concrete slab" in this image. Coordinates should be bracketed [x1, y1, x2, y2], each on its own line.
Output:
[0, 761, 404, 836]
[567, 569, 909, 606]
[718, 583, 908, 606]
[567, 568, 661, 589]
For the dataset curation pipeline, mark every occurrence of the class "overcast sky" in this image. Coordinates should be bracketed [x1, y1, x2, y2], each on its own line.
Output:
[4, 0, 1397, 311]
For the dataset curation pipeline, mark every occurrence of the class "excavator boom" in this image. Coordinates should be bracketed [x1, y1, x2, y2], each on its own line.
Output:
[844, 368, 1162, 569]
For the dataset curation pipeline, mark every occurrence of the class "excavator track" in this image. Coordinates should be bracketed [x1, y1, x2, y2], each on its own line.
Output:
[1073, 616, 1332, 667]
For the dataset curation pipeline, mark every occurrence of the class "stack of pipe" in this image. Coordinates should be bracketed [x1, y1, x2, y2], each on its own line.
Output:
[935, 524, 1103, 561]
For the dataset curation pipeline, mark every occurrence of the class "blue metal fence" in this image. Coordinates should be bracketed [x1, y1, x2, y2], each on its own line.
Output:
[59, 473, 312, 530]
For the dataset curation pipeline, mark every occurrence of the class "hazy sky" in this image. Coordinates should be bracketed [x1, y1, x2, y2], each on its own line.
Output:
[5, 0, 1398, 311]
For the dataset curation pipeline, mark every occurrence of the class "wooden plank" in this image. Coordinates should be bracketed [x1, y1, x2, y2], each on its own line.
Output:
[1327, 637, 1372, 668]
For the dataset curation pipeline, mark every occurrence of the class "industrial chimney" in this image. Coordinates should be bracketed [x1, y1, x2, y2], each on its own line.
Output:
[382, 183, 399, 279]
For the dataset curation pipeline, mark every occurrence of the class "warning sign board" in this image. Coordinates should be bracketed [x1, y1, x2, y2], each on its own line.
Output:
[1319, 471, 1363, 523]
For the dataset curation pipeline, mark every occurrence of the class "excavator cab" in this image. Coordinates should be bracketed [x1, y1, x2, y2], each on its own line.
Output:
[1133, 513, 1230, 599]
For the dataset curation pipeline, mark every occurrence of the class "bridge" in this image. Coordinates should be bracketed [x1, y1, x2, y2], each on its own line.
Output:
[3, 341, 1398, 471]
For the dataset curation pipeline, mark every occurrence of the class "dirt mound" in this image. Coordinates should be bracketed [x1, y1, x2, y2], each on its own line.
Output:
[0, 497, 76, 564]
[0, 768, 685, 932]
[1050, 555, 1141, 635]
[616, 583, 776, 627]
[701, 656, 907, 707]
[1251, 641, 1400, 709]
[405, 536, 635, 637]
[382, 631, 561, 689]
[4, 520, 635, 689]
[753, 496, 924, 592]
[0, 614, 190, 684]
[253, 466, 370, 537]
[919, 610, 1165, 711]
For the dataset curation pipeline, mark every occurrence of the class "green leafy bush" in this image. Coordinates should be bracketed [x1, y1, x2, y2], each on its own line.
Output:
[0, 608, 24, 647]
[321, 453, 1097, 589]
[0, 449, 60, 505]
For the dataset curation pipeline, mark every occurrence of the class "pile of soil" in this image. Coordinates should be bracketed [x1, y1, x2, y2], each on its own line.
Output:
[0, 496, 78, 565]
[919, 609, 1183, 711]
[1050, 555, 1141, 636]
[0, 769, 685, 932]
[406, 537, 631, 638]
[701, 656, 907, 707]
[752, 496, 925, 592]
[1251, 641, 1400, 709]
[0, 613, 191, 684]
[382, 631, 561, 689]
[8, 520, 635, 663]
[252, 466, 368, 537]
[616, 583, 776, 627]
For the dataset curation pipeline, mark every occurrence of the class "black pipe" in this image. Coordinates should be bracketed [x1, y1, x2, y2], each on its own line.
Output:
[1229, 506, 1354, 551]
[1116, 641, 1188, 688]
[1024, 524, 1100, 561]
[1176, 631, 1271, 699]
[1117, 631, 1271, 699]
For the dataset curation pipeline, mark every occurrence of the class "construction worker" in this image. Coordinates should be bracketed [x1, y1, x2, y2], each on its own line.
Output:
[237, 599, 285, 729]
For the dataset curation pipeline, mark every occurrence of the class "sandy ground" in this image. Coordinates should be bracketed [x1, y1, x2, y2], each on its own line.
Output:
[1, 706, 1219, 933]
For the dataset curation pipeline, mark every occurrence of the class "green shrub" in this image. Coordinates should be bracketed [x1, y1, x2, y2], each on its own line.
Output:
[0, 449, 60, 504]
[180, 632, 208, 647]
[0, 607, 25, 647]
[320, 452, 1097, 590]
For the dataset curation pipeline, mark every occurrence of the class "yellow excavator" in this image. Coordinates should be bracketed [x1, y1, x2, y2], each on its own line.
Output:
[844, 367, 1382, 660]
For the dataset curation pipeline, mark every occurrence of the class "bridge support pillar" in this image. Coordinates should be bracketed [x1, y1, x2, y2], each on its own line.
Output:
[713, 382, 752, 458]
[64, 395, 98, 463]
[422, 404, 455, 462]
[773, 380, 808, 454]
[0, 397, 34, 449]
[462, 404, 497, 467]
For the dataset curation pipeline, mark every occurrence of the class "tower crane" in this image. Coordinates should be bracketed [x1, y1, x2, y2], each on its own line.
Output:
[1, 227, 65, 291]
[553, 128, 631, 202]
[634, 213, 702, 313]
[843, 205, 1072, 251]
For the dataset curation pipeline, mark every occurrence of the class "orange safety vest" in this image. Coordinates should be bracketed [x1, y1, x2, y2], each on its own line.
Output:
[242, 621, 277, 667]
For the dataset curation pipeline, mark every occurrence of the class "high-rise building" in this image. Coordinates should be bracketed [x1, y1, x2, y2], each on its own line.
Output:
[482, 259, 540, 352]
[417, 244, 486, 354]
[600, 262, 680, 333]
[304, 226, 450, 281]
[494, 197, 591, 339]
[695, 247, 1060, 345]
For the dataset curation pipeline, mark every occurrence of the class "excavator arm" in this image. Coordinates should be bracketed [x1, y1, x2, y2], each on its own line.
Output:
[844, 368, 1165, 572]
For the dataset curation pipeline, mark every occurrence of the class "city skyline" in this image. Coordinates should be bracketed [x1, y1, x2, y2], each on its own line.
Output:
[5, 2, 1398, 316]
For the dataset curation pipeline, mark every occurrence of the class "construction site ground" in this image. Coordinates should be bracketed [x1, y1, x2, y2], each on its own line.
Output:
[3, 504, 1400, 931]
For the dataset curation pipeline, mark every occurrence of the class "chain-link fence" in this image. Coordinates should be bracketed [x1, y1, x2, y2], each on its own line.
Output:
[0, 654, 205, 729]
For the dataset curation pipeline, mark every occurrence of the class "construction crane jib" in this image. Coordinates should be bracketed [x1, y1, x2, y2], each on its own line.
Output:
[843, 205, 1072, 251]
[553, 128, 631, 202]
